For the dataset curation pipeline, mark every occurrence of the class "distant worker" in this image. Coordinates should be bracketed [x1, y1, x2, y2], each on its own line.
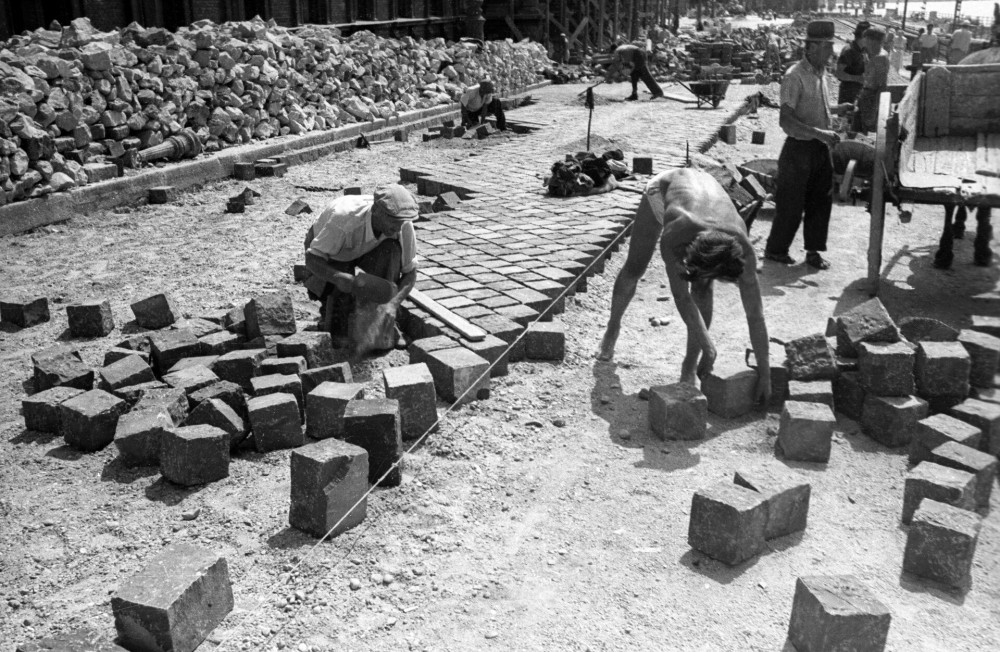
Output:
[606, 43, 664, 101]
[596, 168, 771, 405]
[853, 27, 889, 134]
[460, 79, 506, 131]
[763, 20, 855, 271]
[918, 24, 939, 64]
[948, 21, 973, 64]
[835, 20, 870, 104]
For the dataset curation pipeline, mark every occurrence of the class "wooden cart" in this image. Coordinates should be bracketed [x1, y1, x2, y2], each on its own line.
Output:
[867, 63, 1000, 294]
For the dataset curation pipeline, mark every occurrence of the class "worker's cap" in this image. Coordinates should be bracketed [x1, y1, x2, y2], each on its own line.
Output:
[374, 184, 419, 221]
[853, 20, 872, 37]
[804, 20, 836, 43]
[962, 20, 972, 27]
[479, 79, 495, 94]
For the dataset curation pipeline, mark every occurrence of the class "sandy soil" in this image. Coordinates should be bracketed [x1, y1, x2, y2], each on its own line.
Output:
[1, 81, 998, 652]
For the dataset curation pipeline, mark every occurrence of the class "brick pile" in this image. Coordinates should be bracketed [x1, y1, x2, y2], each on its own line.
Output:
[0, 16, 550, 205]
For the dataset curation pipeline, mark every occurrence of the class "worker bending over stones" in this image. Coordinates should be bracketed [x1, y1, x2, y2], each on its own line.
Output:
[460, 79, 506, 131]
[597, 168, 771, 403]
[303, 185, 419, 353]
[605, 43, 664, 101]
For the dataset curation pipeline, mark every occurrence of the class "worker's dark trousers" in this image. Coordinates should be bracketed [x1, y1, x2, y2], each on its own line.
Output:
[629, 52, 663, 97]
[765, 138, 834, 256]
[461, 98, 506, 130]
[305, 239, 401, 338]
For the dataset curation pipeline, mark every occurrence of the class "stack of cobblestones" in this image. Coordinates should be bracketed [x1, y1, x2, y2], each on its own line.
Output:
[0, 16, 550, 206]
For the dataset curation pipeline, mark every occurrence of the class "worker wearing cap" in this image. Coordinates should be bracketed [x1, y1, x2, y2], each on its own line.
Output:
[763, 20, 855, 271]
[304, 185, 419, 342]
[460, 79, 506, 130]
[606, 43, 664, 101]
[948, 21, 974, 64]
[835, 20, 870, 104]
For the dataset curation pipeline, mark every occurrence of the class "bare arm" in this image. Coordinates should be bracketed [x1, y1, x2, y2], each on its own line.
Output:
[389, 267, 417, 311]
[737, 247, 771, 404]
[780, 104, 842, 147]
[664, 247, 715, 382]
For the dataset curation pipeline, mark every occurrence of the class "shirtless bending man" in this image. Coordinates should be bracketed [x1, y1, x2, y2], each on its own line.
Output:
[597, 168, 771, 403]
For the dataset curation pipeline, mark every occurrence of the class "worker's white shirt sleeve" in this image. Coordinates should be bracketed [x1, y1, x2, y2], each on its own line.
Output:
[461, 86, 490, 112]
[308, 196, 371, 260]
[400, 221, 418, 274]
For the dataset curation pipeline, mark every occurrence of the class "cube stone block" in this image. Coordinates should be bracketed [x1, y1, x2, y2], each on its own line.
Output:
[251, 373, 304, 419]
[687, 482, 768, 565]
[276, 331, 335, 368]
[244, 292, 296, 340]
[778, 401, 835, 463]
[114, 409, 173, 466]
[248, 393, 303, 452]
[66, 300, 115, 337]
[213, 348, 267, 391]
[163, 366, 220, 397]
[648, 382, 707, 440]
[22, 386, 84, 433]
[857, 342, 915, 396]
[469, 313, 525, 361]
[909, 414, 982, 464]
[160, 425, 230, 486]
[787, 575, 891, 652]
[198, 331, 245, 355]
[185, 398, 247, 448]
[915, 341, 971, 400]
[0, 297, 49, 327]
[299, 362, 353, 395]
[342, 398, 403, 487]
[927, 441, 997, 511]
[525, 321, 565, 361]
[383, 364, 438, 441]
[32, 346, 93, 392]
[260, 356, 307, 377]
[702, 366, 758, 419]
[99, 355, 156, 391]
[408, 335, 458, 366]
[787, 380, 834, 407]
[306, 382, 365, 440]
[167, 356, 219, 373]
[461, 334, 510, 377]
[149, 329, 201, 376]
[902, 462, 976, 524]
[903, 498, 982, 589]
[970, 314, 1000, 338]
[949, 398, 1000, 455]
[289, 438, 369, 538]
[835, 297, 900, 356]
[785, 333, 837, 381]
[59, 389, 127, 451]
[425, 348, 490, 404]
[111, 543, 233, 652]
[130, 293, 180, 329]
[104, 347, 150, 366]
[958, 329, 1000, 387]
[188, 380, 247, 419]
[898, 316, 959, 343]
[861, 395, 928, 448]
[734, 466, 811, 540]
[833, 371, 866, 420]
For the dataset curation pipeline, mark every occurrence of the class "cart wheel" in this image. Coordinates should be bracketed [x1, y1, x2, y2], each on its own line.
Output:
[866, 92, 892, 296]
[839, 159, 857, 203]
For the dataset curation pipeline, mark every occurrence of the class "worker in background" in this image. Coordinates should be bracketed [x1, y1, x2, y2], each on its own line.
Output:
[853, 27, 889, 134]
[948, 21, 974, 64]
[918, 23, 940, 64]
[596, 168, 771, 405]
[304, 185, 419, 350]
[835, 20, 870, 104]
[606, 43, 664, 101]
[460, 79, 506, 131]
[763, 20, 855, 271]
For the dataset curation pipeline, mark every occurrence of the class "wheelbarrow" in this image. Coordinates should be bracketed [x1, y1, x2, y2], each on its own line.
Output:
[675, 78, 731, 108]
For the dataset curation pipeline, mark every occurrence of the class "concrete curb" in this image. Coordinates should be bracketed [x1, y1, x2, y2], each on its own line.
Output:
[0, 80, 552, 238]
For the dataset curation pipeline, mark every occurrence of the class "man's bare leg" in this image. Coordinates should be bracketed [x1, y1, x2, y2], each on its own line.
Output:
[596, 197, 663, 360]
[680, 279, 714, 383]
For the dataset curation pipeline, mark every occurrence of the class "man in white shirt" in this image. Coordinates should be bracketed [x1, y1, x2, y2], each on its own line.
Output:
[460, 79, 506, 130]
[304, 185, 419, 343]
[918, 24, 940, 64]
[948, 21, 973, 64]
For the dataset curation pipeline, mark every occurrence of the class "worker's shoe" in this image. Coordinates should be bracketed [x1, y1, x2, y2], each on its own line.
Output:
[651, 92, 665, 99]
[763, 251, 795, 265]
[805, 252, 831, 270]
[624, 94, 639, 101]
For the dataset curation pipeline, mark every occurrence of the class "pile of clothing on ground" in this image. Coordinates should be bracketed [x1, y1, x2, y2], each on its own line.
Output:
[545, 149, 630, 197]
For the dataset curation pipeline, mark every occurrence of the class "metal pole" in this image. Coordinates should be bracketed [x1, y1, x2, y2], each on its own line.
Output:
[901, 0, 908, 32]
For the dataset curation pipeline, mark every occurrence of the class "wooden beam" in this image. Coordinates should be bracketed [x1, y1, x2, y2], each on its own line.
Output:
[505, 15, 525, 41]
[409, 289, 487, 342]
[566, 16, 589, 48]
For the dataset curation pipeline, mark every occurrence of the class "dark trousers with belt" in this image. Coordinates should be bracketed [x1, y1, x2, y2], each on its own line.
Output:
[629, 51, 663, 98]
[461, 98, 506, 130]
[305, 239, 401, 338]
[766, 138, 834, 256]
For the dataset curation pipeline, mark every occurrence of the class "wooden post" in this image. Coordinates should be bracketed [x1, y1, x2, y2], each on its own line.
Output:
[612, 0, 619, 43]
[627, 0, 635, 41]
[583, 0, 590, 54]
[598, 0, 606, 51]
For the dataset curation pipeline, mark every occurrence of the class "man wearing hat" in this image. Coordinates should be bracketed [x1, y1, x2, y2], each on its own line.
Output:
[835, 20, 870, 104]
[460, 79, 506, 130]
[948, 21, 974, 64]
[303, 184, 420, 344]
[763, 20, 855, 271]
[606, 43, 664, 101]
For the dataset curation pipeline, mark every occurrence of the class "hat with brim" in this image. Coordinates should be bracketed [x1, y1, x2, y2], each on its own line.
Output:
[854, 20, 872, 37]
[374, 184, 419, 221]
[803, 20, 836, 43]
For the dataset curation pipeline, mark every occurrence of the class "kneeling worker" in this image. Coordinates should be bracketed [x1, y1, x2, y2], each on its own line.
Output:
[304, 185, 419, 349]
[596, 168, 771, 404]
[460, 79, 506, 131]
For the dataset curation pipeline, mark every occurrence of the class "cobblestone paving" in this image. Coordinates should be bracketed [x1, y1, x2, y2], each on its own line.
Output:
[397, 82, 762, 345]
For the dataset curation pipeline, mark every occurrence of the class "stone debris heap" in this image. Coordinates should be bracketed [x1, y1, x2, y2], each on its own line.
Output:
[0, 16, 550, 205]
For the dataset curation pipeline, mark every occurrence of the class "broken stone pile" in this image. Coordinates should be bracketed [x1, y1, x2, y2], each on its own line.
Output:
[0, 16, 550, 205]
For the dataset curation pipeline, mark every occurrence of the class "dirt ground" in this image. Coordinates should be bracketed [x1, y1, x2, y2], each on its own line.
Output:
[1, 80, 999, 652]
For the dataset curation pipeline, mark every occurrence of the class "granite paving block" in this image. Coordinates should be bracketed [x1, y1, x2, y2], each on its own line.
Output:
[861, 395, 929, 448]
[383, 364, 438, 441]
[787, 575, 891, 652]
[648, 383, 707, 440]
[787, 380, 834, 407]
[213, 349, 268, 391]
[99, 355, 156, 391]
[134, 387, 189, 424]
[66, 299, 114, 338]
[114, 409, 173, 466]
[0, 297, 49, 327]
[734, 466, 811, 539]
[425, 347, 491, 404]
[163, 365, 220, 397]
[902, 462, 976, 524]
[949, 398, 1000, 455]
[149, 329, 202, 376]
[167, 356, 220, 373]
[343, 399, 404, 487]
[778, 401, 835, 463]
[261, 356, 308, 376]
[160, 425, 230, 486]
[22, 386, 83, 433]
[306, 382, 365, 440]
[688, 482, 768, 565]
[130, 293, 180, 329]
[59, 389, 127, 451]
[104, 347, 151, 366]
[198, 330, 245, 355]
[702, 366, 758, 419]
[245, 292, 296, 340]
[461, 334, 510, 376]
[909, 414, 982, 464]
[927, 441, 997, 511]
[248, 393, 304, 452]
[833, 372, 866, 420]
[276, 331, 336, 368]
[525, 320, 565, 361]
[111, 543, 233, 652]
[188, 381, 247, 419]
[470, 313, 525, 361]
[898, 316, 958, 343]
[185, 398, 247, 449]
[834, 297, 899, 356]
[32, 346, 93, 392]
[957, 329, 1000, 388]
[903, 499, 982, 589]
[915, 341, 970, 400]
[289, 438, 369, 538]
[299, 362, 353, 395]
[408, 335, 458, 366]
[857, 342, 915, 396]
[785, 333, 837, 381]
[251, 373, 304, 419]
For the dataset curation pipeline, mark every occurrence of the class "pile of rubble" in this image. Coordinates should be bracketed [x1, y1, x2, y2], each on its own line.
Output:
[0, 17, 551, 205]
